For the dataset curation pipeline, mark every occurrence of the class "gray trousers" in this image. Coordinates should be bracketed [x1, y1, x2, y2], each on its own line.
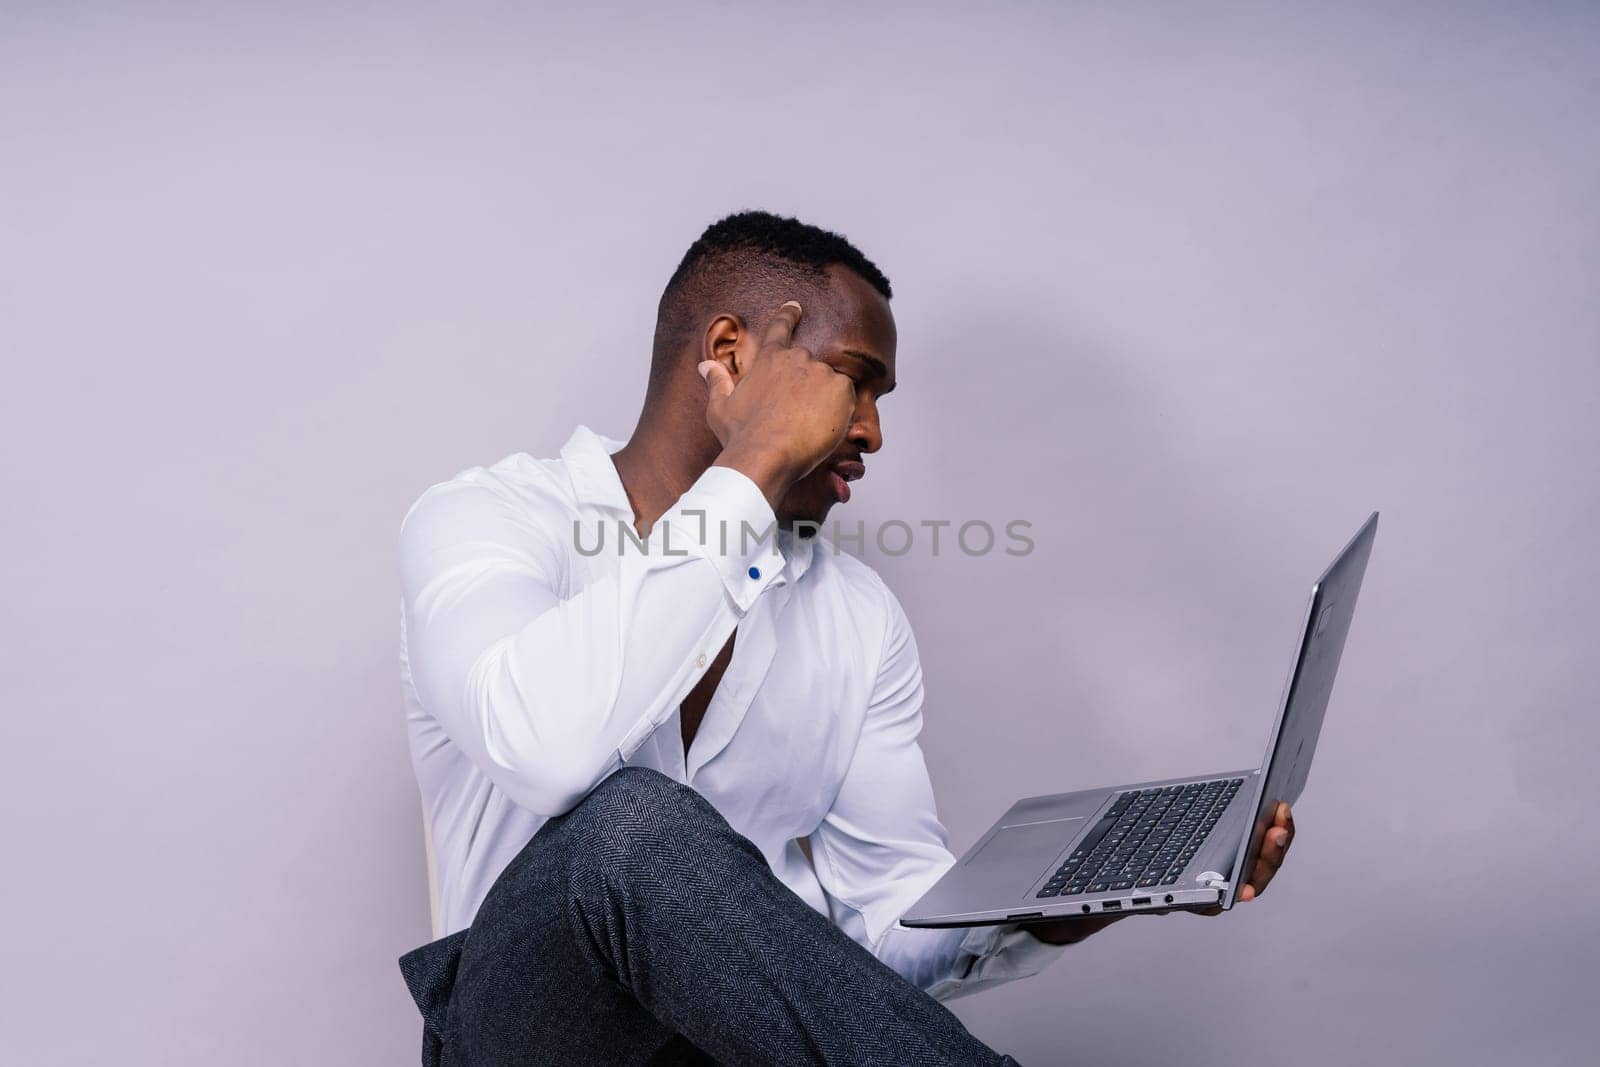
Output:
[399, 767, 1020, 1065]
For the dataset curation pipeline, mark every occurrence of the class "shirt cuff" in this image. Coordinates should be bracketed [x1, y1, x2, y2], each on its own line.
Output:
[938, 922, 1067, 999]
[662, 465, 785, 612]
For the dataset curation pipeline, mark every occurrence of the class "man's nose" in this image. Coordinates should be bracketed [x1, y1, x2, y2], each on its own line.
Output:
[849, 399, 882, 454]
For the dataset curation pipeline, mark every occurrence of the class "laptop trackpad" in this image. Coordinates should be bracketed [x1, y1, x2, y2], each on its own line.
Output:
[962, 818, 1082, 899]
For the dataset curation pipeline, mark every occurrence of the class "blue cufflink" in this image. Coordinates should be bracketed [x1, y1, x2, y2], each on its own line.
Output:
[748, 566, 761, 580]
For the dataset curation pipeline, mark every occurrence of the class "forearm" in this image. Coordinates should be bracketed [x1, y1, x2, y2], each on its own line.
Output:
[404, 467, 784, 815]
[452, 561, 741, 812]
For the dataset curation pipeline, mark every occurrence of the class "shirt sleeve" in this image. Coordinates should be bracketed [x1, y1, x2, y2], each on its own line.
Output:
[807, 579, 1068, 1000]
[400, 464, 783, 816]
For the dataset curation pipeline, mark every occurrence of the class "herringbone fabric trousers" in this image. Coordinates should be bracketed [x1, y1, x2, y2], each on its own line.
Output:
[399, 766, 1020, 1065]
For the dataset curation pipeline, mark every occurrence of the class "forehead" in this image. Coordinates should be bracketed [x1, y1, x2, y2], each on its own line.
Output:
[806, 265, 897, 364]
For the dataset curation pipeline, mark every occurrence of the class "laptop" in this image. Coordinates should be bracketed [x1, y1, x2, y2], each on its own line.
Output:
[902, 513, 1378, 928]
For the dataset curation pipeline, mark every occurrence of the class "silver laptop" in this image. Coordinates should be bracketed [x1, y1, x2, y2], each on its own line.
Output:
[902, 513, 1378, 928]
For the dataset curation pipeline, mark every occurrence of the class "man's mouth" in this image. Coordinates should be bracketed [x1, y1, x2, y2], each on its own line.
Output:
[827, 459, 865, 504]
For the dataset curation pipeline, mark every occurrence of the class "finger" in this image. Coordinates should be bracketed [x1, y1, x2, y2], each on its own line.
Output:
[1261, 826, 1291, 867]
[699, 360, 735, 403]
[1248, 823, 1290, 898]
[1248, 853, 1279, 897]
[1279, 803, 1296, 843]
[1238, 883, 1256, 903]
[1251, 848, 1285, 899]
[761, 300, 803, 350]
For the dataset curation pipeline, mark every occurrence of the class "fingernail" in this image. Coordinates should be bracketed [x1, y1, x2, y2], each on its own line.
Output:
[1275, 830, 1289, 847]
[781, 300, 802, 312]
[697, 361, 714, 380]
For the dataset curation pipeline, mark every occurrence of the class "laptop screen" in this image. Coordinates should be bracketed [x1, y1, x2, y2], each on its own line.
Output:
[1227, 513, 1378, 907]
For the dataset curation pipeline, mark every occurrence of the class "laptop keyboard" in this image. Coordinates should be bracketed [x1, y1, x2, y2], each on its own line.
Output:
[1036, 777, 1244, 897]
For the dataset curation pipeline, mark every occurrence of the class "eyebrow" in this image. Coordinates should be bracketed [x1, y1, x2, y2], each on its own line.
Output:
[841, 348, 895, 392]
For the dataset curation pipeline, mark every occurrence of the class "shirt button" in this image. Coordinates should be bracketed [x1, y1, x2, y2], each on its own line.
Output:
[748, 566, 761, 580]
[695, 654, 707, 668]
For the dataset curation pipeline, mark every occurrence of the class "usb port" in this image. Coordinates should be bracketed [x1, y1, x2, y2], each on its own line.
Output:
[1132, 896, 1152, 906]
[1101, 900, 1122, 911]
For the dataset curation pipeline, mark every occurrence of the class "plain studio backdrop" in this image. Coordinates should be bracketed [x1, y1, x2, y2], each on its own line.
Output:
[3, 3, 1596, 1064]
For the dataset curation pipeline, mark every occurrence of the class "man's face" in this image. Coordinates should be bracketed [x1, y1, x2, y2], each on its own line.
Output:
[774, 266, 898, 529]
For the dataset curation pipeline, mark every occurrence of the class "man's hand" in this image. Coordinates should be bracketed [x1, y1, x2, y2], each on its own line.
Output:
[1027, 802, 1297, 945]
[1236, 801, 1295, 902]
[702, 301, 856, 509]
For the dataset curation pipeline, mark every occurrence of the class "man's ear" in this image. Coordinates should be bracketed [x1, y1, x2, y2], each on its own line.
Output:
[702, 314, 750, 381]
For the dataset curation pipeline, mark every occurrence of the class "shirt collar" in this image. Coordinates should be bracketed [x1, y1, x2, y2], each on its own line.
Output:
[776, 526, 817, 585]
[559, 425, 633, 515]
[558, 424, 818, 586]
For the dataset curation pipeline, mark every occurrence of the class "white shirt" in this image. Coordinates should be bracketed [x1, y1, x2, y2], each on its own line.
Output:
[400, 425, 1063, 999]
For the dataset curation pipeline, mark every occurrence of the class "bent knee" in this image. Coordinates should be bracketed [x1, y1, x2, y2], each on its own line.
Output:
[563, 768, 734, 859]
[589, 766, 691, 804]
[573, 767, 704, 826]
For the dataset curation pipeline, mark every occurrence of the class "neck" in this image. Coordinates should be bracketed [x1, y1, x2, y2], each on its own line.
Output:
[611, 400, 722, 534]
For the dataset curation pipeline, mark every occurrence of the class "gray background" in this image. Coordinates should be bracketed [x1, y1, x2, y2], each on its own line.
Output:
[3, 3, 1596, 1064]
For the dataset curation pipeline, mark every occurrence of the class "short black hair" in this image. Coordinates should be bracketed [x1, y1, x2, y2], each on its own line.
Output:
[650, 211, 891, 387]
[664, 211, 892, 301]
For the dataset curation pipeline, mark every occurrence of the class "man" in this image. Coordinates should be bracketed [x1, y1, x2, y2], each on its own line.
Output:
[397, 212, 1296, 1064]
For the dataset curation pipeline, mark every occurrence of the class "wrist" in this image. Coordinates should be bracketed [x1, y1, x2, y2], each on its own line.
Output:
[713, 441, 802, 511]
